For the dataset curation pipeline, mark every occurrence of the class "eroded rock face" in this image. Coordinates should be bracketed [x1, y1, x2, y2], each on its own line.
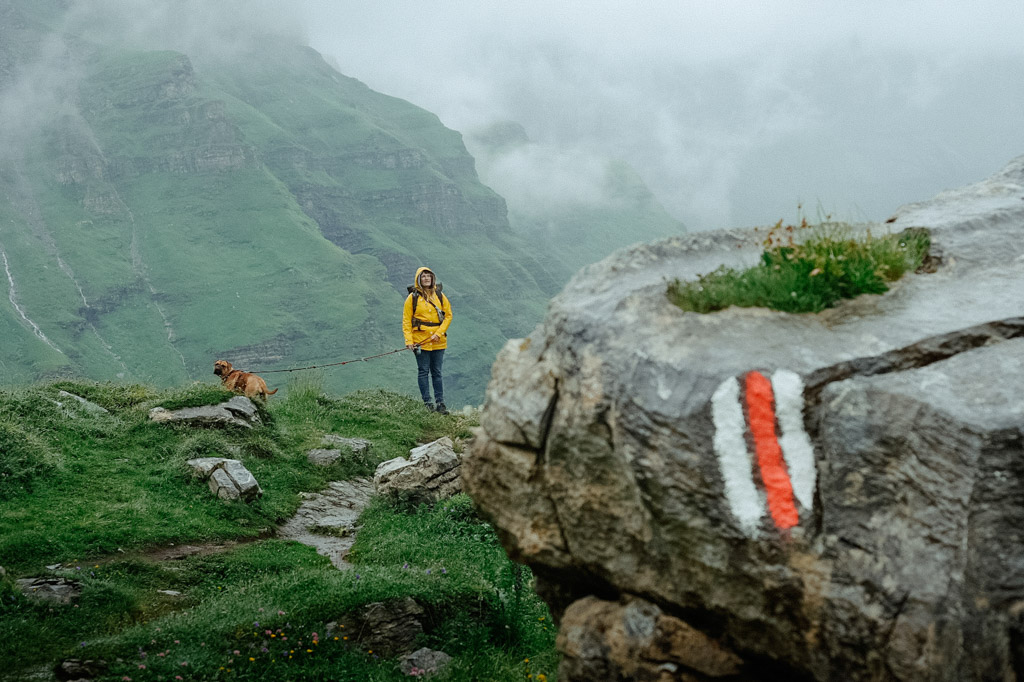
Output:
[464, 155, 1024, 681]
[331, 597, 426, 657]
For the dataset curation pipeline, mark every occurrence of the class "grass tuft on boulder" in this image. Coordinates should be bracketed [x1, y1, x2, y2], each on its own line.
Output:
[668, 221, 931, 314]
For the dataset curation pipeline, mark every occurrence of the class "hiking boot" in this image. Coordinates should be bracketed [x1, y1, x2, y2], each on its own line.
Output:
[424, 402, 435, 412]
[435, 403, 449, 415]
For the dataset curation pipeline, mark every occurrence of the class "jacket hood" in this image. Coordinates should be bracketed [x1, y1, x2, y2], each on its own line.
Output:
[414, 267, 435, 291]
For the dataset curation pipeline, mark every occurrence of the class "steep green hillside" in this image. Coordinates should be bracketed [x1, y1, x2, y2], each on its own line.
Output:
[0, 3, 560, 404]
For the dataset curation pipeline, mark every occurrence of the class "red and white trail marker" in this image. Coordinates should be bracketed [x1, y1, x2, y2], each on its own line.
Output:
[711, 369, 816, 535]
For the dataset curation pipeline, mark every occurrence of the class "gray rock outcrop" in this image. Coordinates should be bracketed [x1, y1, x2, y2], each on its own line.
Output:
[186, 457, 262, 502]
[149, 396, 261, 429]
[374, 437, 462, 505]
[331, 597, 426, 657]
[464, 155, 1024, 681]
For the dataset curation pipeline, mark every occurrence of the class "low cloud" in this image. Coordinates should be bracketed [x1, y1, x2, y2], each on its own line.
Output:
[303, 0, 1024, 230]
[63, 0, 304, 62]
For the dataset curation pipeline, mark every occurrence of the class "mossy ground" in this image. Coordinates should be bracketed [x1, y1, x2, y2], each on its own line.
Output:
[0, 378, 558, 681]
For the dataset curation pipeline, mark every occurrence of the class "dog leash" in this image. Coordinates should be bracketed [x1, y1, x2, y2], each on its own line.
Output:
[244, 346, 416, 374]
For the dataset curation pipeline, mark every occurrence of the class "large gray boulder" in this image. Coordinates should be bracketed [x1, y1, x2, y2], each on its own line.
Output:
[464, 155, 1024, 681]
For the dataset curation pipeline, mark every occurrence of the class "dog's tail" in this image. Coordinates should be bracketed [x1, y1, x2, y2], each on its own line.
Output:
[267, 388, 279, 395]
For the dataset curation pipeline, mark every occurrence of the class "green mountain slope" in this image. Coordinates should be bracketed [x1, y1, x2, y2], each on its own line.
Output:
[0, 3, 561, 404]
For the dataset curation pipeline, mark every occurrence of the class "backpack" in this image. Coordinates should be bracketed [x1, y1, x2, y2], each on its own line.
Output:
[408, 283, 446, 331]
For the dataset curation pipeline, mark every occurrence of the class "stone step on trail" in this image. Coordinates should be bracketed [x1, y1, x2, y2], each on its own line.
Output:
[277, 479, 373, 569]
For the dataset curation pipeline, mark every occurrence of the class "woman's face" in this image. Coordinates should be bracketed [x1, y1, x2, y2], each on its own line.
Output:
[420, 272, 434, 287]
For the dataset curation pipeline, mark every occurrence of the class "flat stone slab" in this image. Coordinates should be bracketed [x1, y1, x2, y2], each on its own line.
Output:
[278, 479, 373, 569]
[321, 435, 371, 454]
[16, 577, 81, 604]
[307, 448, 343, 466]
[149, 396, 261, 429]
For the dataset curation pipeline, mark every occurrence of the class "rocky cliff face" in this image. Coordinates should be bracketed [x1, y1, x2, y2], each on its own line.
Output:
[464, 156, 1024, 680]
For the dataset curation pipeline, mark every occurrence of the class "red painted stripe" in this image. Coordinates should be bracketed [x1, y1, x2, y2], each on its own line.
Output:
[744, 371, 799, 529]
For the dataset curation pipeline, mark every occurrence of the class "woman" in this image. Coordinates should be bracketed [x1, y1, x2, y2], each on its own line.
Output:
[402, 267, 453, 413]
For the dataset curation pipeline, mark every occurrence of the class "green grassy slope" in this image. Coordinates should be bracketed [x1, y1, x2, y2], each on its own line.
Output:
[0, 379, 558, 681]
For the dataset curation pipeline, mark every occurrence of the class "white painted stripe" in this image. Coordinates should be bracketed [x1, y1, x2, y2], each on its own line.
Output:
[711, 376, 762, 534]
[771, 369, 816, 511]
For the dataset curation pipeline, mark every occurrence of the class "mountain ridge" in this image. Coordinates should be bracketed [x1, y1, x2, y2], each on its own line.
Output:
[0, 1, 682, 403]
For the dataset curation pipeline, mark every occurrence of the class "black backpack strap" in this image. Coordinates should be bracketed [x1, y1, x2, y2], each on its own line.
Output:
[408, 285, 445, 331]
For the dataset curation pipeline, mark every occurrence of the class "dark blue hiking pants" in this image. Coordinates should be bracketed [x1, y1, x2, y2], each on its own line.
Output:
[415, 348, 444, 406]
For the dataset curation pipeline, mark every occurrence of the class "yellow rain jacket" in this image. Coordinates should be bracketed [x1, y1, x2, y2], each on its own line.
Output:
[402, 267, 452, 351]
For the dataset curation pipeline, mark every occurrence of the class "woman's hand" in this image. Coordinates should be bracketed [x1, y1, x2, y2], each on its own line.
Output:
[428, 334, 441, 342]
[406, 343, 418, 349]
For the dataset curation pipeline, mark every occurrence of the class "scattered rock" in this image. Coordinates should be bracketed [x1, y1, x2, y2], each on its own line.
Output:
[335, 597, 426, 657]
[309, 436, 371, 465]
[557, 596, 741, 681]
[278, 479, 373, 568]
[54, 391, 110, 417]
[185, 457, 262, 502]
[399, 647, 453, 677]
[374, 437, 462, 505]
[55, 658, 108, 681]
[16, 577, 82, 604]
[306, 448, 343, 466]
[149, 396, 261, 429]
[321, 434, 372, 454]
[156, 589, 183, 597]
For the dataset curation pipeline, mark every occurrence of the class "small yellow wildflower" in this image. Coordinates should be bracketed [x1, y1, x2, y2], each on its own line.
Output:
[306, 649, 312, 653]
[249, 658, 255, 662]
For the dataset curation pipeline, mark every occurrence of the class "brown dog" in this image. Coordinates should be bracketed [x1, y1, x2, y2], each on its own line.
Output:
[213, 360, 278, 400]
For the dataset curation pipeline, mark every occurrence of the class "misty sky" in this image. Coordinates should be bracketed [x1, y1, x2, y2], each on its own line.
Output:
[300, 0, 1024, 231]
